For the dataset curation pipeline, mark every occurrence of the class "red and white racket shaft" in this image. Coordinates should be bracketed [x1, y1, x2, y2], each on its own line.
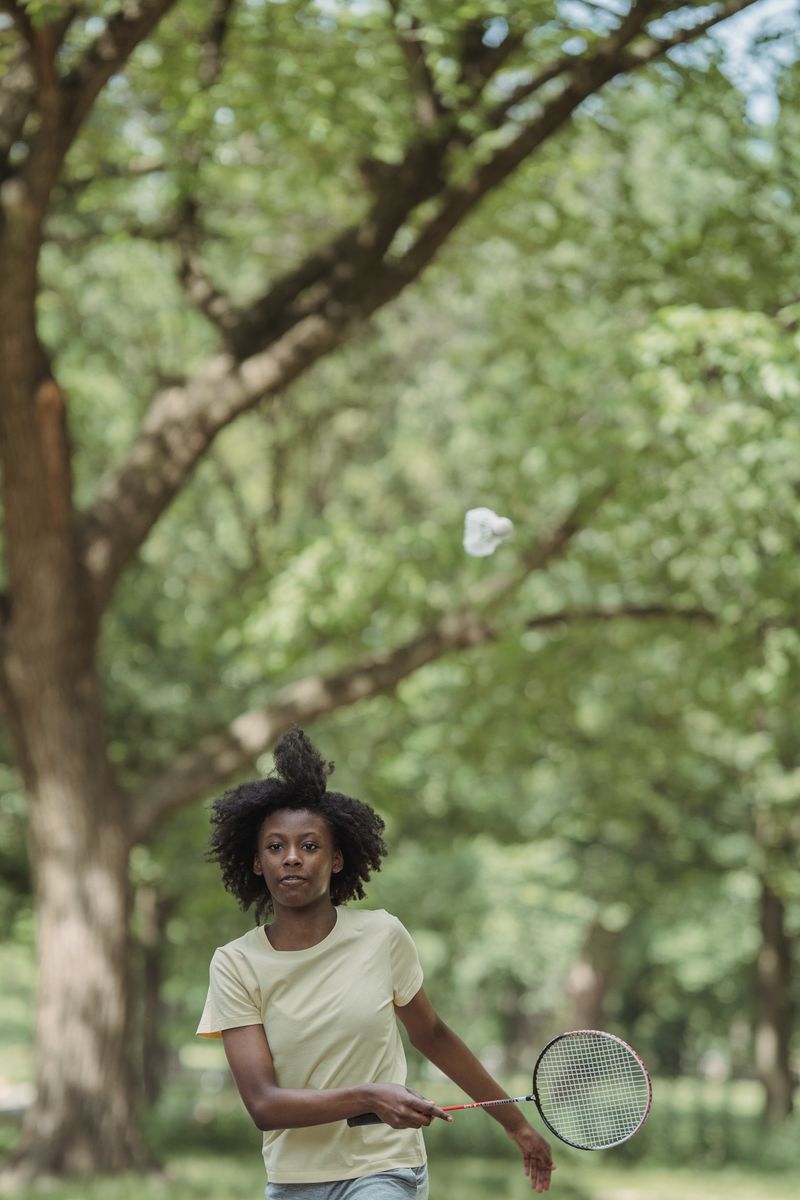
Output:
[442, 1095, 533, 1112]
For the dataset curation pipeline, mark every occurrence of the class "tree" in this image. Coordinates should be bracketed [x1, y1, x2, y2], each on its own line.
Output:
[0, 0, 787, 1178]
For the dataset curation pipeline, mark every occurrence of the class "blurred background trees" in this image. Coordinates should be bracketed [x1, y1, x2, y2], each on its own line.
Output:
[0, 0, 798, 1189]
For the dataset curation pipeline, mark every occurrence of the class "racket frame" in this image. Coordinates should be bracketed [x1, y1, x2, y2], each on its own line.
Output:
[531, 1028, 653, 1151]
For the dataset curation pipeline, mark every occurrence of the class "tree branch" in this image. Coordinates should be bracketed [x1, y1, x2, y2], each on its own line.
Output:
[478, 0, 663, 128]
[129, 492, 604, 839]
[81, 312, 348, 611]
[199, 0, 237, 89]
[172, 0, 240, 338]
[457, 19, 524, 93]
[44, 210, 181, 245]
[482, 54, 577, 130]
[617, 0, 766, 71]
[56, 155, 166, 196]
[175, 199, 241, 341]
[387, 0, 763, 290]
[525, 603, 715, 631]
[232, 22, 527, 355]
[61, 0, 180, 146]
[129, 581, 712, 843]
[129, 619, 478, 841]
[388, 0, 446, 130]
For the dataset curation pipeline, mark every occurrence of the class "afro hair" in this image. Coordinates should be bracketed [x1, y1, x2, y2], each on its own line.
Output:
[206, 727, 387, 922]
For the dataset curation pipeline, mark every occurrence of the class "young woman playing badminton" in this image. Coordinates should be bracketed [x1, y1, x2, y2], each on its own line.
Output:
[197, 728, 554, 1197]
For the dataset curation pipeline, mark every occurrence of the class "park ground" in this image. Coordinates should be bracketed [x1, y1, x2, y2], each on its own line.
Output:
[0, 1155, 797, 1200]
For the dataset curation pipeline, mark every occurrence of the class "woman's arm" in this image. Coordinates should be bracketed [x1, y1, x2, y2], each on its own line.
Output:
[221, 1024, 450, 1131]
[395, 987, 554, 1194]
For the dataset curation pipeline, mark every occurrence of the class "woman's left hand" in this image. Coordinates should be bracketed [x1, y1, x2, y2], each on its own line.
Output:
[505, 1122, 554, 1193]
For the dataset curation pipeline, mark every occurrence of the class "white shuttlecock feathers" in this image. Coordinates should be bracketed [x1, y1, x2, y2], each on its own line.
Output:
[463, 507, 514, 557]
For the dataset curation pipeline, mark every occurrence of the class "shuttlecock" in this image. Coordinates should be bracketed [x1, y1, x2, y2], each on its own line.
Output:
[463, 507, 514, 557]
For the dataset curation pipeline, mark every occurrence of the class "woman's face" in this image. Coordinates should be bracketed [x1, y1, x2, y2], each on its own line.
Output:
[253, 808, 342, 910]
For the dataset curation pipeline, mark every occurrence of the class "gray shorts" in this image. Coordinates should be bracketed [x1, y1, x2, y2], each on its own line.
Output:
[266, 1164, 428, 1200]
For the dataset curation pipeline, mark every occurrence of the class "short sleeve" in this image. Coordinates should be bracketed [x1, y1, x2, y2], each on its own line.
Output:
[196, 946, 263, 1039]
[388, 915, 423, 1007]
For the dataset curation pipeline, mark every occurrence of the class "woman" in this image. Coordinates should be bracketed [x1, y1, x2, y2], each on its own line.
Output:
[197, 728, 554, 1197]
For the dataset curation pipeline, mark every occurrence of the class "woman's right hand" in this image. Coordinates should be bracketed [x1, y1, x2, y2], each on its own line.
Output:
[362, 1083, 453, 1129]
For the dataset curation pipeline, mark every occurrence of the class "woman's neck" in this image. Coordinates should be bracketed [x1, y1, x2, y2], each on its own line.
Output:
[266, 901, 337, 951]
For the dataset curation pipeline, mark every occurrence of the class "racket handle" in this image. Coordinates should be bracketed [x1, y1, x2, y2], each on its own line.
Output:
[347, 1112, 383, 1127]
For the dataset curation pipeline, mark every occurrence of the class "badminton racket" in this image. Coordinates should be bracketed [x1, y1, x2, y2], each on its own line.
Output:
[348, 1029, 652, 1151]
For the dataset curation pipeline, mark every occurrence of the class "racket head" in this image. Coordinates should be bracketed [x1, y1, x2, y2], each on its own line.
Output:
[532, 1029, 652, 1151]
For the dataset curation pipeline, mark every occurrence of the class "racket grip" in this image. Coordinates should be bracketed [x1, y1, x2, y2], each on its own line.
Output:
[347, 1112, 383, 1127]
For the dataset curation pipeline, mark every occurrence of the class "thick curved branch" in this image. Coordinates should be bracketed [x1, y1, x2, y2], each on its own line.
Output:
[128, 482, 713, 840]
[128, 496, 592, 839]
[80, 0, 765, 615]
[130, 587, 712, 843]
[81, 312, 347, 610]
[129, 615, 486, 841]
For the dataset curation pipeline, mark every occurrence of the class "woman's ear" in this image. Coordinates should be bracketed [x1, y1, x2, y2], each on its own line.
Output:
[253, 855, 263, 876]
[332, 849, 344, 875]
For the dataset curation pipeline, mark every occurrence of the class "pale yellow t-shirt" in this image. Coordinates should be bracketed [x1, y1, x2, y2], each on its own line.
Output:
[196, 907, 426, 1183]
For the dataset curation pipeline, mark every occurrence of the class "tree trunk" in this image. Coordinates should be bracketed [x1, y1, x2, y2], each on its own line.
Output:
[136, 885, 175, 1107]
[0, 203, 153, 1170]
[755, 878, 794, 1123]
[3, 678, 155, 1176]
[565, 920, 620, 1030]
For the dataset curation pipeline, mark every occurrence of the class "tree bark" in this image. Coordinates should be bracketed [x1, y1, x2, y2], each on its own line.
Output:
[0, 636, 155, 1174]
[755, 878, 795, 1123]
[11, 796, 152, 1173]
[565, 920, 621, 1031]
[135, 886, 176, 1107]
[0, 102, 153, 1179]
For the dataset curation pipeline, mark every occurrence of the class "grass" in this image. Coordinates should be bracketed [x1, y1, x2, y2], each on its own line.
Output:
[564, 1165, 800, 1200]
[1, 1154, 798, 1200]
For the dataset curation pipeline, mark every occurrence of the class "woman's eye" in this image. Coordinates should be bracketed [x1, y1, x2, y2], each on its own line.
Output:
[267, 843, 282, 852]
[302, 842, 318, 851]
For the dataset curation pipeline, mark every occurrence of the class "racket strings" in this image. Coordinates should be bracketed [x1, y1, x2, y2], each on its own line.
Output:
[535, 1033, 650, 1150]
